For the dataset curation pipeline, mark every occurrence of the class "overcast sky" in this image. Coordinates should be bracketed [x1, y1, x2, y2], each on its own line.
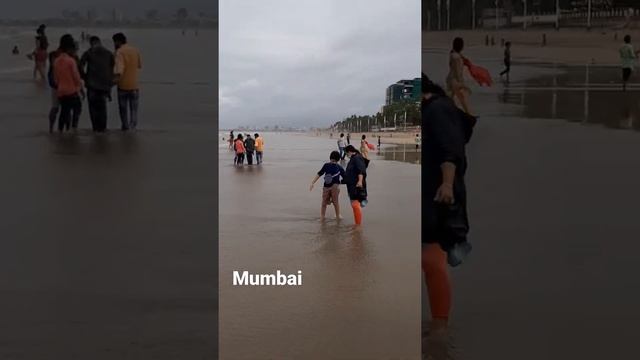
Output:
[219, 0, 420, 128]
[1, 0, 216, 19]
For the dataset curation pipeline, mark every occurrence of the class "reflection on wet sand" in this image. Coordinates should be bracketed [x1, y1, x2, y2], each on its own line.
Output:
[378, 143, 422, 164]
[425, 54, 640, 359]
[498, 64, 640, 131]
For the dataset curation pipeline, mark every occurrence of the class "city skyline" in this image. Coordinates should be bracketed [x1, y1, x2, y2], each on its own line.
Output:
[0, 0, 217, 20]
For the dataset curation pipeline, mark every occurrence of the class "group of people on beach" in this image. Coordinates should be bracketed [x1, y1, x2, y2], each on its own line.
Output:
[310, 141, 370, 226]
[336, 132, 374, 160]
[26, 25, 142, 133]
[228, 131, 265, 165]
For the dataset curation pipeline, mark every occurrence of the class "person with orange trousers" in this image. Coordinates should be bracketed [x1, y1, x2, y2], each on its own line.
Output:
[421, 73, 475, 337]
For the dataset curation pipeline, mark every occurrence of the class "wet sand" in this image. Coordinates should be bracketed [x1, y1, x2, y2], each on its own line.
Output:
[0, 28, 218, 359]
[219, 133, 420, 359]
[424, 29, 640, 65]
[424, 32, 640, 359]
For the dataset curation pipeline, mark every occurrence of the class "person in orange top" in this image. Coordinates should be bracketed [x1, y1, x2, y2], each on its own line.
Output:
[113, 32, 142, 131]
[234, 134, 246, 165]
[53, 34, 83, 132]
[254, 133, 265, 164]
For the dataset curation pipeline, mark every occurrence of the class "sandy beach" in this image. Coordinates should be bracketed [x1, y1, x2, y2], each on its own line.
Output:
[424, 29, 640, 360]
[310, 131, 422, 145]
[219, 133, 421, 359]
[425, 29, 640, 65]
[0, 27, 218, 359]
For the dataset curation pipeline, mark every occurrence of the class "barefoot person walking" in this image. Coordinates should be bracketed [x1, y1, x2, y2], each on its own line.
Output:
[310, 151, 345, 221]
[620, 35, 638, 91]
[446, 37, 472, 114]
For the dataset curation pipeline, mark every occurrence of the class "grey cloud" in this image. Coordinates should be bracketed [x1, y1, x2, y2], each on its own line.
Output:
[220, 0, 420, 129]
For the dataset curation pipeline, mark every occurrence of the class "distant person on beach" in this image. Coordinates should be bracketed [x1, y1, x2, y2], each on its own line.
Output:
[31, 25, 49, 81]
[229, 131, 234, 149]
[415, 133, 421, 151]
[30, 37, 48, 81]
[377, 135, 381, 149]
[360, 134, 370, 159]
[244, 134, 256, 165]
[421, 74, 475, 338]
[255, 133, 264, 164]
[12, 46, 19, 55]
[80, 36, 115, 132]
[310, 150, 345, 221]
[343, 145, 369, 226]
[36, 25, 49, 51]
[499, 41, 512, 82]
[620, 35, 638, 91]
[234, 134, 245, 165]
[346, 133, 351, 145]
[53, 35, 83, 132]
[447, 37, 472, 115]
[113, 33, 142, 131]
[337, 133, 347, 160]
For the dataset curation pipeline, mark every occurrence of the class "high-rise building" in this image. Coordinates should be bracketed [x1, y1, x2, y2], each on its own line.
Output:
[385, 78, 421, 105]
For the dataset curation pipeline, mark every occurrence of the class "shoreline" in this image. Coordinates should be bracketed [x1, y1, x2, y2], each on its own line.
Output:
[424, 28, 640, 65]
[306, 131, 421, 146]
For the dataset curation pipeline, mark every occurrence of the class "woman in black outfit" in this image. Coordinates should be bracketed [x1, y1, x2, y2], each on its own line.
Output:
[343, 145, 369, 225]
[421, 73, 475, 337]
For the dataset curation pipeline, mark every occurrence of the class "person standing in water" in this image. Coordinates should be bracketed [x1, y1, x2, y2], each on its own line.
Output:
[421, 74, 474, 339]
[53, 35, 83, 132]
[47, 38, 65, 132]
[31, 38, 48, 81]
[310, 150, 345, 221]
[254, 133, 264, 164]
[113, 33, 142, 131]
[234, 134, 245, 165]
[337, 133, 347, 160]
[229, 131, 235, 149]
[446, 37, 472, 115]
[620, 35, 638, 91]
[80, 36, 115, 132]
[244, 134, 256, 165]
[359, 134, 370, 159]
[343, 145, 369, 226]
[499, 41, 512, 82]
[12, 46, 19, 55]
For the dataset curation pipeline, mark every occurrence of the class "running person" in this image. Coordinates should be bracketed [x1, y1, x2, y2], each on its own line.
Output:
[620, 35, 638, 91]
[499, 41, 512, 82]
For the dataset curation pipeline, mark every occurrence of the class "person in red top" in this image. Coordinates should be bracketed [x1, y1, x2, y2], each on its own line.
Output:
[53, 35, 83, 132]
[234, 134, 246, 166]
